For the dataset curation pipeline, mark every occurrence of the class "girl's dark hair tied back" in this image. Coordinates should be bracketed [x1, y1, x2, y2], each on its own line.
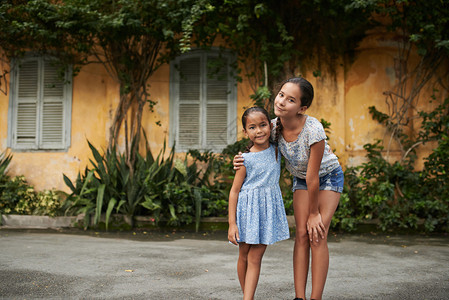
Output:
[241, 106, 271, 152]
[274, 117, 283, 146]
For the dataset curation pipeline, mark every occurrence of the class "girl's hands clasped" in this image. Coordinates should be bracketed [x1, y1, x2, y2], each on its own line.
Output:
[306, 212, 326, 245]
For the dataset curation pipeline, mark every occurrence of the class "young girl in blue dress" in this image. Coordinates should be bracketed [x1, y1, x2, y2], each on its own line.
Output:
[228, 107, 290, 300]
[234, 78, 344, 300]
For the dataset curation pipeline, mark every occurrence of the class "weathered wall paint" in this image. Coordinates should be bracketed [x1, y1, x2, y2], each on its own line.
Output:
[343, 29, 447, 168]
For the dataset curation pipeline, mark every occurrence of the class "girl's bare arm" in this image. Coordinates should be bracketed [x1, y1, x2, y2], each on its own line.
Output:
[228, 166, 246, 245]
[306, 140, 325, 245]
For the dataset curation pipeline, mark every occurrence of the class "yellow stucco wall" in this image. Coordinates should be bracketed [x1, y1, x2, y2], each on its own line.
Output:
[0, 31, 446, 192]
[140, 63, 171, 152]
[0, 67, 9, 152]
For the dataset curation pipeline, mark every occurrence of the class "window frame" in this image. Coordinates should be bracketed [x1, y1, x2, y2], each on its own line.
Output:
[169, 49, 237, 152]
[7, 54, 73, 152]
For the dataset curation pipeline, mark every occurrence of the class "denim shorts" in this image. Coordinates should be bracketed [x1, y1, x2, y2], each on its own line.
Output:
[292, 166, 344, 193]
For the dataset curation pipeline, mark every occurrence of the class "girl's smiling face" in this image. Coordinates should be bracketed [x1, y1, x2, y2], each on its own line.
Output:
[243, 111, 272, 149]
[274, 82, 308, 118]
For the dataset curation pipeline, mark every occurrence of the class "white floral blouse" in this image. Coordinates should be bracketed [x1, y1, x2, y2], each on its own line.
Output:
[271, 116, 340, 179]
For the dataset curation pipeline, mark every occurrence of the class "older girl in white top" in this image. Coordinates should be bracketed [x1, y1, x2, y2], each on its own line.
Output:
[235, 77, 343, 300]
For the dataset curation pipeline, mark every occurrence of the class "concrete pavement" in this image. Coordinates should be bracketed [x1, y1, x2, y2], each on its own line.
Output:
[0, 229, 448, 299]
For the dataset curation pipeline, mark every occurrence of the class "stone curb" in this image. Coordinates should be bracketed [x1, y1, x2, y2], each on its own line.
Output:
[0, 214, 297, 229]
[0, 214, 80, 229]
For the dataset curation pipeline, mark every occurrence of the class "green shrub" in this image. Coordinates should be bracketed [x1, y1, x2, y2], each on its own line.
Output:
[0, 175, 64, 216]
[63, 140, 171, 229]
[417, 98, 449, 231]
[0, 176, 36, 214]
[33, 190, 64, 217]
[333, 141, 424, 232]
[331, 193, 359, 232]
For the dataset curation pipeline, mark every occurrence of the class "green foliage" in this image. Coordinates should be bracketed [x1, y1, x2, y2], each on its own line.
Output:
[63, 140, 171, 229]
[1, 152, 64, 216]
[0, 0, 214, 69]
[0, 175, 64, 217]
[418, 97, 449, 142]
[142, 147, 228, 230]
[320, 118, 332, 141]
[338, 141, 422, 231]
[30, 190, 64, 217]
[180, 0, 215, 53]
[377, 0, 449, 57]
[250, 86, 271, 108]
[416, 97, 449, 231]
[331, 193, 359, 232]
[350, 0, 449, 58]
[194, 0, 373, 87]
[0, 176, 35, 215]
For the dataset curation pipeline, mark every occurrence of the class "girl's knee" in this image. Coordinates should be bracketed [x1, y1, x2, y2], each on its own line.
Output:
[310, 237, 328, 249]
[295, 229, 310, 246]
[238, 254, 248, 265]
[247, 252, 263, 266]
[247, 245, 266, 265]
[239, 248, 250, 261]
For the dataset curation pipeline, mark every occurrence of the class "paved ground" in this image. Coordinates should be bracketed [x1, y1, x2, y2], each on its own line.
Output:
[0, 228, 448, 300]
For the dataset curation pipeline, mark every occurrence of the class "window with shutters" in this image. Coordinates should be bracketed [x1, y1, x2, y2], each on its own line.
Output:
[169, 51, 237, 152]
[7, 55, 72, 151]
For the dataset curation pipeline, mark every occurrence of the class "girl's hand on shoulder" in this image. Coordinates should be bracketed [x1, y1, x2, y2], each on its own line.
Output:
[233, 152, 244, 170]
[306, 212, 326, 245]
[228, 223, 239, 245]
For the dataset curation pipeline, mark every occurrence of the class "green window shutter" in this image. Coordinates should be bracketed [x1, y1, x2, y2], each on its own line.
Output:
[40, 60, 65, 148]
[16, 60, 38, 148]
[178, 57, 201, 148]
[205, 56, 228, 148]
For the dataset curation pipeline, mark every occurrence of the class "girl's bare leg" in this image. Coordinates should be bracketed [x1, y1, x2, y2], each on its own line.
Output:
[238, 243, 251, 292]
[310, 190, 340, 300]
[243, 244, 267, 300]
[292, 190, 311, 299]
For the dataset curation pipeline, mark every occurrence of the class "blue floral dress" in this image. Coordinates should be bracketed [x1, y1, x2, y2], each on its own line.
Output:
[236, 144, 290, 245]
